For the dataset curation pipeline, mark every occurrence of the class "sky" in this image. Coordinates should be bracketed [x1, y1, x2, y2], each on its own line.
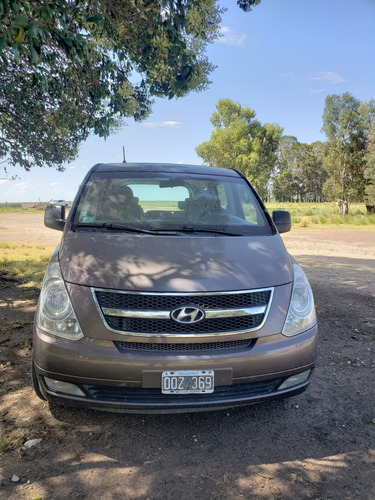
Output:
[1, 0, 375, 203]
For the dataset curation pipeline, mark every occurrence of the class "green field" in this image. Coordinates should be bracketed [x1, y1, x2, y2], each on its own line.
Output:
[0, 203, 47, 213]
[265, 202, 375, 228]
[0, 241, 53, 288]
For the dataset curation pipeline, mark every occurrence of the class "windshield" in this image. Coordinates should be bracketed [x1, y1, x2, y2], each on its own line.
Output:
[73, 171, 272, 236]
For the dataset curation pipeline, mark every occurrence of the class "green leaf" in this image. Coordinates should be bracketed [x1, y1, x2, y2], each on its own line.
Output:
[87, 15, 104, 25]
[30, 46, 39, 64]
[15, 16, 28, 26]
[180, 64, 192, 78]
[63, 37, 73, 48]
[28, 24, 45, 40]
[10, 2, 21, 13]
[0, 38, 7, 51]
[39, 6, 53, 23]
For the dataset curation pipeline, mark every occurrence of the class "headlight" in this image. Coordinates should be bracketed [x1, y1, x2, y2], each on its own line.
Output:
[37, 262, 83, 340]
[283, 261, 316, 337]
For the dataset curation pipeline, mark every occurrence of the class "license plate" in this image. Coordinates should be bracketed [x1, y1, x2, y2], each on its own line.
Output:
[162, 370, 214, 394]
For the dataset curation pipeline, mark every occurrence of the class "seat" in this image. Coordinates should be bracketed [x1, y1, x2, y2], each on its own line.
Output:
[100, 185, 143, 222]
[185, 194, 222, 221]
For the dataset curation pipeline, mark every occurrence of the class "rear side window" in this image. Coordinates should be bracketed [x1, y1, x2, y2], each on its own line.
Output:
[74, 171, 272, 236]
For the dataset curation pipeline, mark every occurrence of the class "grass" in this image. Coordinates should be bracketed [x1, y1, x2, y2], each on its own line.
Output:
[0, 429, 27, 452]
[266, 202, 375, 229]
[0, 204, 46, 213]
[0, 242, 55, 288]
[140, 200, 180, 211]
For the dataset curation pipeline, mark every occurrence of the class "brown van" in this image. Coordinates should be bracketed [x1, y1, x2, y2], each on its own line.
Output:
[32, 163, 317, 412]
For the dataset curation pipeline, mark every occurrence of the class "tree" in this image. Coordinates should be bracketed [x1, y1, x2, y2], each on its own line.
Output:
[237, 0, 262, 12]
[295, 142, 328, 202]
[273, 136, 299, 202]
[273, 137, 328, 202]
[321, 92, 375, 215]
[273, 169, 297, 202]
[195, 99, 282, 198]
[364, 125, 375, 213]
[308, 141, 329, 201]
[0, 0, 223, 171]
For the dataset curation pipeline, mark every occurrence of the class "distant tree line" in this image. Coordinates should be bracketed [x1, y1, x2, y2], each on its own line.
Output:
[196, 93, 375, 215]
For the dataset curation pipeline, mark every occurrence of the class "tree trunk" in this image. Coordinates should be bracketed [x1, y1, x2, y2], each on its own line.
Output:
[337, 199, 349, 215]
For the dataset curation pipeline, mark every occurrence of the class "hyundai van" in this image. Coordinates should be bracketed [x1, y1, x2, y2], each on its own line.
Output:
[32, 163, 317, 412]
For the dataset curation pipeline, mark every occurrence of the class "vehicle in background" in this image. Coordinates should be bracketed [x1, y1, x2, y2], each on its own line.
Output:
[49, 199, 69, 207]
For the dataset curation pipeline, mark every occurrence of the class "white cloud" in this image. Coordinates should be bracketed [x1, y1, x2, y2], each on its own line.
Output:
[308, 88, 325, 94]
[14, 182, 32, 192]
[281, 71, 345, 93]
[217, 26, 247, 46]
[50, 182, 60, 187]
[309, 71, 345, 84]
[0, 179, 10, 185]
[142, 121, 182, 128]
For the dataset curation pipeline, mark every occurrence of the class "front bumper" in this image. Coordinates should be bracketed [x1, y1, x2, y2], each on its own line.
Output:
[32, 324, 318, 413]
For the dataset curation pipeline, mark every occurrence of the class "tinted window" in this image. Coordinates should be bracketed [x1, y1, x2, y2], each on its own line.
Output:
[74, 171, 272, 236]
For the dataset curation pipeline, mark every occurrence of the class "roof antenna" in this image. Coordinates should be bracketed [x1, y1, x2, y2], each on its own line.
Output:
[122, 146, 127, 163]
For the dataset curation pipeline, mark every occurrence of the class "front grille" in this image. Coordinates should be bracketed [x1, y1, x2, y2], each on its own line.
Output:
[107, 314, 264, 334]
[114, 339, 255, 353]
[83, 378, 284, 404]
[95, 290, 271, 310]
[93, 288, 272, 336]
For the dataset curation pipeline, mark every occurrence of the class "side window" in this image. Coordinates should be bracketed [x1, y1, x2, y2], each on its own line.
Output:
[79, 177, 106, 222]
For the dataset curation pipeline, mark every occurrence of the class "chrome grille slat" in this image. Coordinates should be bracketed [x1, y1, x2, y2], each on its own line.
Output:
[102, 305, 267, 319]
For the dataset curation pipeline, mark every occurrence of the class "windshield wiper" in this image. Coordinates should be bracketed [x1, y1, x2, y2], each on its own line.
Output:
[177, 225, 242, 236]
[75, 223, 171, 235]
[75, 223, 241, 236]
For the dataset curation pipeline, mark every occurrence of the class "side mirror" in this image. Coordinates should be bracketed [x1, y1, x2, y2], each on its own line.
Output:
[44, 204, 66, 231]
[272, 210, 291, 234]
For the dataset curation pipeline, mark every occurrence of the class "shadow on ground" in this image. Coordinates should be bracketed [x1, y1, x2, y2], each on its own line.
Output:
[0, 254, 374, 499]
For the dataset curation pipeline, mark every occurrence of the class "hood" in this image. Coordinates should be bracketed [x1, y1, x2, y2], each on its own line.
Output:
[59, 231, 293, 292]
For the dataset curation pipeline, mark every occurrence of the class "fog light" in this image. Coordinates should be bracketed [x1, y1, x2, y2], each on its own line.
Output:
[44, 377, 86, 397]
[278, 370, 311, 391]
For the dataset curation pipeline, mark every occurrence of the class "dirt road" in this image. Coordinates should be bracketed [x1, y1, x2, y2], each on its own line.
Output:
[0, 213, 374, 499]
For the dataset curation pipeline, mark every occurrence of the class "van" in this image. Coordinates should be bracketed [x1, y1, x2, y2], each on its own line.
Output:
[32, 163, 317, 412]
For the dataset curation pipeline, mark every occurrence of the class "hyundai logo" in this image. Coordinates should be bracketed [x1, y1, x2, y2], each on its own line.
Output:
[170, 306, 205, 324]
